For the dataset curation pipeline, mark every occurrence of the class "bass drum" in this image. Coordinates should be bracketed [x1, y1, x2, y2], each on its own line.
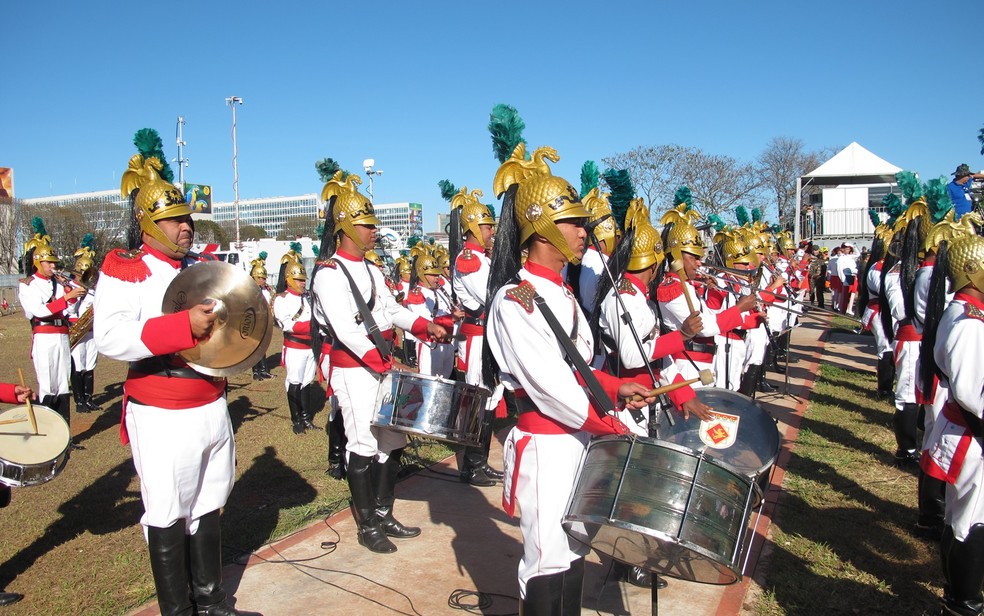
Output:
[563, 435, 757, 585]
[372, 371, 490, 447]
[656, 387, 779, 478]
[0, 405, 71, 487]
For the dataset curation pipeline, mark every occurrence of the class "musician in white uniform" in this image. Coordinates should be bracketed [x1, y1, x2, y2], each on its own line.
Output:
[485, 145, 655, 613]
[921, 234, 984, 616]
[311, 172, 447, 554]
[405, 252, 457, 377]
[576, 187, 617, 316]
[249, 252, 274, 381]
[19, 223, 84, 428]
[274, 254, 318, 435]
[94, 153, 258, 616]
[68, 235, 100, 413]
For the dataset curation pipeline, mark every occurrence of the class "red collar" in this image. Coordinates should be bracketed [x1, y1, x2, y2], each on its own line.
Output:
[956, 292, 984, 311]
[287, 288, 302, 296]
[142, 243, 183, 269]
[524, 260, 565, 287]
[336, 249, 362, 262]
[464, 240, 486, 253]
[624, 272, 649, 298]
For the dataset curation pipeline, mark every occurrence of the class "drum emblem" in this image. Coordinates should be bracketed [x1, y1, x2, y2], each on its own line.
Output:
[699, 412, 740, 449]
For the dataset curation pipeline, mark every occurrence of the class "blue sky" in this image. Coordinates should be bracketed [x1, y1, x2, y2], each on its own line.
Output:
[4, 1, 982, 232]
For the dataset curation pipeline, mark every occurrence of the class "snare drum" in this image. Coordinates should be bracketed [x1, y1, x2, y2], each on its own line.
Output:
[563, 435, 757, 585]
[657, 387, 779, 478]
[0, 405, 71, 487]
[372, 371, 490, 447]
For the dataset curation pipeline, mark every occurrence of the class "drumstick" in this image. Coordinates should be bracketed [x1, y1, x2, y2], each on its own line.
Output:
[626, 370, 716, 402]
[0, 418, 27, 426]
[17, 368, 39, 435]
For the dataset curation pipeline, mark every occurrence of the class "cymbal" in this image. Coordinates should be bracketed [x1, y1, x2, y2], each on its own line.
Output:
[162, 261, 274, 377]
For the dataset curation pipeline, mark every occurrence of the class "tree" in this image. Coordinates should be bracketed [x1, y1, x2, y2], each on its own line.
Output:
[15, 204, 130, 272]
[602, 144, 690, 212]
[238, 224, 268, 240]
[195, 220, 228, 247]
[278, 215, 317, 241]
[756, 137, 837, 229]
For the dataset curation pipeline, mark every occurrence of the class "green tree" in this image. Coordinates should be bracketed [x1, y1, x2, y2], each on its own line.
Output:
[239, 224, 268, 240]
[195, 220, 228, 247]
[279, 215, 317, 240]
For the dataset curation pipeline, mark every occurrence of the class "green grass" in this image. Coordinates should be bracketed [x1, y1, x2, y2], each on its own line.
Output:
[747, 363, 943, 616]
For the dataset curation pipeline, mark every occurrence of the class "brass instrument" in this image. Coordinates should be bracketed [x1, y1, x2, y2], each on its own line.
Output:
[69, 306, 94, 349]
[52, 269, 95, 295]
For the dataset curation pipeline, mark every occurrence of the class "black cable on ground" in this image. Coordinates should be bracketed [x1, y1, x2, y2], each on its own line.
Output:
[447, 588, 518, 615]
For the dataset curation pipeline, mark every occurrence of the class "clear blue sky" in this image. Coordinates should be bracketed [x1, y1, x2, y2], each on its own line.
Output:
[5, 1, 981, 232]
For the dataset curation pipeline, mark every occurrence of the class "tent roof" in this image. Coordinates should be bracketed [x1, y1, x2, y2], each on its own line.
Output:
[801, 142, 902, 186]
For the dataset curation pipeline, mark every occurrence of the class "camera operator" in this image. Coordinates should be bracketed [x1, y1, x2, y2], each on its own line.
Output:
[947, 164, 984, 218]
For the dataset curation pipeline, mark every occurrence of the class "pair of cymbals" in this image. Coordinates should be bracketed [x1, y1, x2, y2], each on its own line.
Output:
[162, 261, 274, 377]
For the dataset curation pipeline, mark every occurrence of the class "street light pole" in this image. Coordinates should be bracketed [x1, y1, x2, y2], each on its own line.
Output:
[174, 116, 189, 187]
[226, 96, 244, 250]
[363, 158, 383, 204]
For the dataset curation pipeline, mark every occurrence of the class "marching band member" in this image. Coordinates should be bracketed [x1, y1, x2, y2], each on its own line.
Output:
[450, 190, 506, 487]
[249, 252, 274, 381]
[859, 226, 894, 398]
[405, 252, 458, 378]
[576, 187, 617, 316]
[484, 144, 655, 613]
[0, 382, 33, 608]
[94, 152, 258, 616]
[273, 249, 317, 435]
[312, 172, 447, 554]
[921, 234, 984, 616]
[19, 218, 83, 429]
[69, 233, 101, 413]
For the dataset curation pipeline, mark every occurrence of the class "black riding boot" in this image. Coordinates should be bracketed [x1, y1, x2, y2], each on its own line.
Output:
[70, 362, 87, 413]
[893, 403, 920, 463]
[189, 510, 261, 616]
[941, 524, 984, 616]
[740, 364, 762, 398]
[326, 411, 347, 480]
[562, 557, 585, 616]
[347, 453, 396, 553]
[875, 352, 895, 398]
[758, 350, 778, 393]
[372, 449, 421, 539]
[520, 571, 565, 616]
[300, 384, 318, 430]
[147, 520, 194, 616]
[916, 469, 946, 539]
[259, 357, 273, 379]
[286, 383, 305, 434]
[461, 412, 501, 486]
[83, 370, 101, 411]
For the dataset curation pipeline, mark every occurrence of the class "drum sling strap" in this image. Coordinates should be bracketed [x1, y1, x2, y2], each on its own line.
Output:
[532, 293, 644, 424]
[336, 260, 392, 359]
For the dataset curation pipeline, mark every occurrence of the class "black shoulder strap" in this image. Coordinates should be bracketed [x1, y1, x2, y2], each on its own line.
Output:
[532, 292, 614, 419]
[336, 260, 391, 358]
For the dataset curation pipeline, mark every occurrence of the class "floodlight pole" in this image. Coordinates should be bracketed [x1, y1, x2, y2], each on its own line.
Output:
[226, 96, 244, 250]
[174, 116, 189, 187]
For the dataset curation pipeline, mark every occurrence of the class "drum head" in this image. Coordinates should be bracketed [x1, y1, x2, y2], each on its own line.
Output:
[0, 405, 71, 487]
[657, 388, 779, 476]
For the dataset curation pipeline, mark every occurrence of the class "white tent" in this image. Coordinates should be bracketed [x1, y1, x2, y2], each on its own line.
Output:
[794, 142, 902, 241]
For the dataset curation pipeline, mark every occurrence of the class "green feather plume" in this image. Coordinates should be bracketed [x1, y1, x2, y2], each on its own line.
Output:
[31, 216, 47, 236]
[707, 213, 726, 232]
[312, 244, 319, 255]
[488, 104, 527, 163]
[868, 208, 881, 228]
[580, 161, 599, 197]
[673, 186, 693, 209]
[133, 128, 174, 183]
[289, 241, 302, 254]
[771, 224, 781, 234]
[484, 203, 497, 219]
[602, 169, 635, 230]
[407, 236, 420, 248]
[882, 193, 905, 227]
[735, 206, 750, 227]
[895, 171, 924, 205]
[438, 180, 457, 202]
[751, 207, 762, 223]
[258, 251, 268, 260]
[924, 177, 954, 223]
[81, 233, 94, 249]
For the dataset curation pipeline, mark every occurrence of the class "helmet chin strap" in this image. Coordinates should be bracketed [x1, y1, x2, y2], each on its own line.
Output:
[145, 223, 189, 257]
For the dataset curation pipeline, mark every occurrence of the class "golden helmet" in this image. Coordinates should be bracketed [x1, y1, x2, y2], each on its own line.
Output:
[250, 254, 268, 283]
[947, 234, 984, 293]
[625, 199, 662, 271]
[283, 257, 307, 294]
[741, 228, 766, 255]
[660, 205, 705, 261]
[365, 249, 384, 268]
[121, 155, 194, 255]
[894, 196, 932, 244]
[582, 187, 617, 255]
[452, 188, 495, 248]
[414, 253, 443, 280]
[32, 239, 60, 271]
[778, 231, 795, 253]
[321, 171, 380, 251]
[722, 233, 759, 268]
[493, 144, 590, 265]
[433, 246, 450, 270]
[396, 255, 412, 280]
[925, 212, 979, 255]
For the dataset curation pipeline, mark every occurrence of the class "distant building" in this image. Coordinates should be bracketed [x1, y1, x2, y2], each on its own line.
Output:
[212, 194, 319, 239]
[21, 189, 130, 231]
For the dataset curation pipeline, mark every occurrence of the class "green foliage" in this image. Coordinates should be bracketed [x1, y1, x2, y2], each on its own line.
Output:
[895, 171, 924, 205]
[32, 216, 47, 236]
[438, 179, 457, 202]
[315, 158, 343, 183]
[602, 169, 634, 230]
[673, 186, 693, 209]
[979, 125, 984, 156]
[488, 104, 527, 163]
[133, 128, 174, 183]
[580, 161, 599, 196]
[924, 177, 954, 222]
[239, 224, 268, 240]
[735, 206, 750, 226]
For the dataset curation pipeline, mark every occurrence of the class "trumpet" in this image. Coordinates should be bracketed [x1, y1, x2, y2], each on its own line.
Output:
[698, 263, 762, 281]
[52, 269, 95, 295]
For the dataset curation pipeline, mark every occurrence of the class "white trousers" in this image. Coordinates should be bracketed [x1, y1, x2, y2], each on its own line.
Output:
[126, 397, 235, 533]
[417, 341, 453, 379]
[70, 334, 97, 372]
[33, 332, 70, 398]
[744, 326, 769, 369]
[894, 339, 920, 409]
[713, 336, 746, 391]
[282, 346, 317, 388]
[502, 427, 590, 598]
[329, 365, 406, 459]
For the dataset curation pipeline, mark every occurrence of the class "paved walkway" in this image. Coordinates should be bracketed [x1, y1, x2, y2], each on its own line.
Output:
[130, 317, 860, 615]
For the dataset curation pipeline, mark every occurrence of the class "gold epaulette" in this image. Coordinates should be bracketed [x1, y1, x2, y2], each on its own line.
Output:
[965, 302, 984, 322]
[317, 259, 337, 269]
[617, 278, 637, 295]
[505, 280, 536, 313]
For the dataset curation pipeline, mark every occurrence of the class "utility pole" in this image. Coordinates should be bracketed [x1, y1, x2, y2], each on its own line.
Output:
[225, 97, 244, 250]
[174, 116, 189, 187]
